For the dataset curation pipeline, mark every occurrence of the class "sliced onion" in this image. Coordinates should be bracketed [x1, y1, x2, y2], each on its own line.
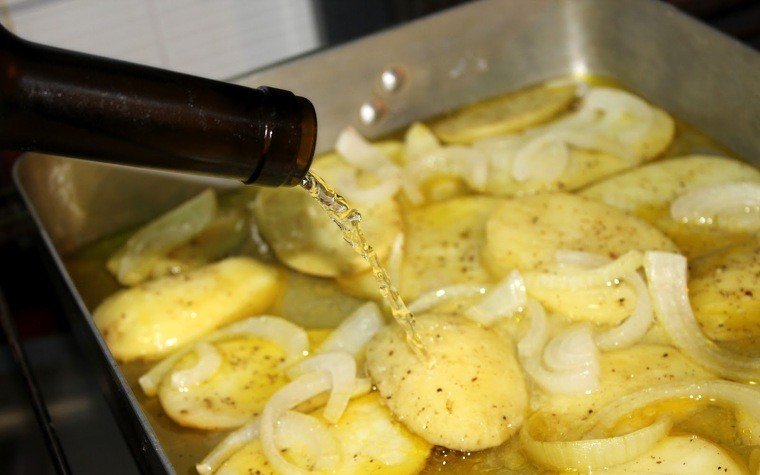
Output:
[581, 380, 760, 439]
[554, 251, 653, 351]
[139, 316, 308, 396]
[196, 416, 261, 474]
[317, 302, 384, 357]
[520, 414, 671, 471]
[336, 126, 400, 177]
[402, 146, 488, 204]
[643, 251, 760, 382]
[511, 133, 569, 183]
[465, 270, 526, 326]
[286, 352, 356, 423]
[108, 189, 217, 286]
[408, 284, 488, 314]
[274, 411, 340, 472]
[543, 324, 599, 374]
[525, 250, 643, 289]
[260, 372, 333, 475]
[581, 87, 654, 146]
[518, 302, 600, 394]
[332, 170, 401, 206]
[595, 271, 653, 350]
[169, 342, 222, 389]
[517, 300, 549, 359]
[669, 181, 760, 230]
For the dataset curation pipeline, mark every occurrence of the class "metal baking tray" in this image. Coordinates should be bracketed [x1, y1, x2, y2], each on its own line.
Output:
[13, 0, 760, 473]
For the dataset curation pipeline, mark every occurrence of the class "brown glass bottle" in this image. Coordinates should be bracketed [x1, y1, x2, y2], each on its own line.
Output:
[0, 24, 316, 186]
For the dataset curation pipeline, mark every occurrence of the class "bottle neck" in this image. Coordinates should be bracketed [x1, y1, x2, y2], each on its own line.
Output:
[0, 23, 317, 186]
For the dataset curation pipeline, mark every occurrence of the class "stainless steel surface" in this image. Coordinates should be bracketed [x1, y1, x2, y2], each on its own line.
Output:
[12, 0, 760, 472]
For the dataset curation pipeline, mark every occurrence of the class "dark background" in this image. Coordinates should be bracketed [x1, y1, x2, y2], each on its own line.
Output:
[1, 0, 758, 473]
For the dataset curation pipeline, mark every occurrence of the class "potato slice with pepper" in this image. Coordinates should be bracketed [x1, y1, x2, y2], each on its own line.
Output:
[688, 242, 760, 342]
[253, 154, 402, 277]
[216, 393, 431, 474]
[93, 257, 279, 361]
[366, 314, 528, 452]
[580, 155, 760, 257]
[430, 82, 578, 144]
[399, 196, 501, 300]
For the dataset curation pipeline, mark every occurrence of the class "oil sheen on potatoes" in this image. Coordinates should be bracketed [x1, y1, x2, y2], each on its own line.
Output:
[301, 171, 427, 359]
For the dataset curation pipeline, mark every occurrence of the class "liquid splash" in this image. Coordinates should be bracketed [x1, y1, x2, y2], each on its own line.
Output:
[301, 171, 428, 361]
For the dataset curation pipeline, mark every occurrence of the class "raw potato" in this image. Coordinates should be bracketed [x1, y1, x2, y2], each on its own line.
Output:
[366, 314, 528, 451]
[535, 344, 714, 439]
[602, 435, 747, 474]
[158, 337, 289, 430]
[484, 192, 678, 274]
[400, 196, 501, 300]
[484, 193, 676, 323]
[216, 393, 432, 475]
[253, 154, 402, 277]
[93, 257, 279, 361]
[158, 330, 329, 430]
[688, 242, 760, 342]
[430, 82, 578, 144]
[581, 155, 760, 257]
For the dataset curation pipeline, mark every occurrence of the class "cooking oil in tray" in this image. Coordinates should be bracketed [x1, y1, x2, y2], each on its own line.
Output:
[300, 171, 428, 361]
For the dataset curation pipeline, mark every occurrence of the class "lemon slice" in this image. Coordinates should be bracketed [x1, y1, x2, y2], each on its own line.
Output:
[430, 82, 578, 144]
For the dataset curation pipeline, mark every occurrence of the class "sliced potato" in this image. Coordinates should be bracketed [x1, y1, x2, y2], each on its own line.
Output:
[400, 196, 501, 300]
[485, 192, 677, 274]
[366, 314, 528, 451]
[536, 344, 714, 439]
[688, 242, 760, 342]
[602, 435, 747, 474]
[430, 82, 578, 144]
[158, 337, 288, 430]
[93, 257, 279, 361]
[253, 154, 402, 277]
[216, 393, 432, 475]
[580, 155, 760, 256]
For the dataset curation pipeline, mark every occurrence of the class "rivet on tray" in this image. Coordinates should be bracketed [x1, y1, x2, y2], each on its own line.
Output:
[380, 67, 405, 93]
[359, 99, 385, 125]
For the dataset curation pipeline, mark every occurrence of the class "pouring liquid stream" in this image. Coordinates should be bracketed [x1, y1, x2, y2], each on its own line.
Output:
[301, 172, 429, 363]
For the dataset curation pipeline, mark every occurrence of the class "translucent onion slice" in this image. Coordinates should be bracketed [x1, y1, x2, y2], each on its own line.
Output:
[517, 300, 549, 360]
[524, 250, 643, 289]
[465, 270, 526, 326]
[335, 126, 400, 177]
[519, 414, 671, 471]
[511, 133, 569, 183]
[581, 87, 654, 146]
[332, 168, 401, 206]
[581, 380, 760, 439]
[196, 416, 261, 474]
[643, 251, 760, 382]
[543, 324, 599, 374]
[407, 284, 488, 314]
[317, 302, 384, 357]
[402, 146, 488, 204]
[169, 342, 222, 389]
[273, 411, 340, 472]
[139, 316, 309, 396]
[669, 181, 760, 230]
[260, 372, 333, 475]
[109, 189, 217, 285]
[286, 352, 356, 423]
[518, 301, 600, 394]
[595, 271, 653, 350]
[554, 251, 653, 350]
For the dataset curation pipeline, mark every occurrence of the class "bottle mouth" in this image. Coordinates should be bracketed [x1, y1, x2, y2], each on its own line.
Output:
[246, 88, 317, 187]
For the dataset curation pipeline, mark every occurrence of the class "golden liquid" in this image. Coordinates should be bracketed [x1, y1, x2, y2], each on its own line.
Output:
[63, 76, 756, 474]
[300, 171, 428, 361]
